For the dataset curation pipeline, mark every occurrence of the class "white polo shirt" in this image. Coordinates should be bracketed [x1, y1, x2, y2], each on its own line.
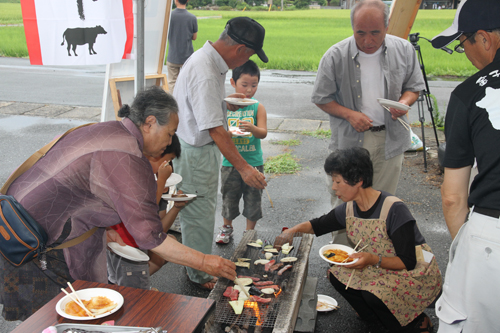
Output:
[173, 41, 229, 147]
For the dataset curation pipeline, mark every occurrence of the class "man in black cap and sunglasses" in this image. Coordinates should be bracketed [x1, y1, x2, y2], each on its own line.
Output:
[432, 0, 500, 331]
[172, 17, 268, 290]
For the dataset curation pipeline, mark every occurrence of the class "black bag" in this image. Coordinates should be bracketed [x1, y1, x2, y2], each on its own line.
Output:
[0, 195, 48, 266]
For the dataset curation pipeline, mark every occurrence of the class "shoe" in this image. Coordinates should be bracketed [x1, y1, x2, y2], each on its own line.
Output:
[216, 225, 233, 244]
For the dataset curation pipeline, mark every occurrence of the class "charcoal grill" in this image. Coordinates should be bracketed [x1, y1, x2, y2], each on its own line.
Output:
[205, 230, 314, 333]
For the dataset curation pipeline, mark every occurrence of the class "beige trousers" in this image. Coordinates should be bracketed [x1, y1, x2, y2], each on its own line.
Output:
[166, 61, 183, 94]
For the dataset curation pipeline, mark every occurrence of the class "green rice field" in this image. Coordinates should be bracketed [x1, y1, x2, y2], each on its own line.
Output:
[0, 3, 477, 78]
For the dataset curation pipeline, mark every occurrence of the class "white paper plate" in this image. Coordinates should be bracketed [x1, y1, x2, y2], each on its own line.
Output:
[56, 288, 124, 320]
[161, 193, 197, 201]
[224, 97, 258, 106]
[229, 126, 251, 137]
[377, 98, 411, 111]
[165, 172, 182, 187]
[319, 244, 359, 266]
[316, 294, 338, 312]
[108, 242, 150, 262]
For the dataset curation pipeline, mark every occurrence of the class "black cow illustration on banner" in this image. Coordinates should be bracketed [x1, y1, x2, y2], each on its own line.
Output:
[21, 0, 133, 66]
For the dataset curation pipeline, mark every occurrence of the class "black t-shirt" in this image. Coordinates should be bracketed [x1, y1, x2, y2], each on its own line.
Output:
[310, 192, 425, 270]
[443, 50, 500, 209]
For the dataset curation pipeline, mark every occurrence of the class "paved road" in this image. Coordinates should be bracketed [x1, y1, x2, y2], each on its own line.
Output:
[0, 57, 459, 332]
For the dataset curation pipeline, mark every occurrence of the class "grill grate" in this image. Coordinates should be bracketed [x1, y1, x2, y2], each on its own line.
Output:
[212, 231, 304, 329]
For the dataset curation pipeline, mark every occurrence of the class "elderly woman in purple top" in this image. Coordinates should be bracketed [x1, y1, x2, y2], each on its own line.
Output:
[0, 86, 237, 321]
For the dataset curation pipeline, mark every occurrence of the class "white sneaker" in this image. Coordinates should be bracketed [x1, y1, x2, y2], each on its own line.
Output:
[215, 225, 233, 244]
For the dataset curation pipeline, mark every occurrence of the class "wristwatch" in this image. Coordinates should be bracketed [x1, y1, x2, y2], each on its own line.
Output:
[374, 254, 383, 269]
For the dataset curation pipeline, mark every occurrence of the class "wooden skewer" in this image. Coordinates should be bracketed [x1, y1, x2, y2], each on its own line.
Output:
[66, 282, 95, 317]
[60, 288, 95, 318]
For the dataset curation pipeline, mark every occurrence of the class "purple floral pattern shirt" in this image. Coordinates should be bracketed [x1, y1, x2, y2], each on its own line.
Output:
[7, 118, 166, 283]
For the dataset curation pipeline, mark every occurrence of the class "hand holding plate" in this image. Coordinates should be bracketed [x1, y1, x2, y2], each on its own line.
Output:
[226, 93, 246, 111]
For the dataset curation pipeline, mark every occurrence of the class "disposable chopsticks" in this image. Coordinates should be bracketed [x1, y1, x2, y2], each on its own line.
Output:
[61, 282, 95, 317]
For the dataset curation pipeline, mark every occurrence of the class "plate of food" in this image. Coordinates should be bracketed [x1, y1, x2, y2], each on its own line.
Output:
[224, 97, 258, 106]
[316, 294, 338, 312]
[229, 126, 251, 137]
[161, 193, 197, 201]
[56, 288, 124, 320]
[319, 244, 359, 266]
[165, 172, 182, 187]
[377, 98, 411, 111]
[108, 242, 150, 262]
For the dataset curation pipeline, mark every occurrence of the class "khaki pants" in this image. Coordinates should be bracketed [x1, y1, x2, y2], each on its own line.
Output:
[166, 61, 183, 94]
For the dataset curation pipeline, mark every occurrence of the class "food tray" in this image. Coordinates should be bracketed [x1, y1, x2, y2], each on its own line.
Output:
[52, 323, 158, 332]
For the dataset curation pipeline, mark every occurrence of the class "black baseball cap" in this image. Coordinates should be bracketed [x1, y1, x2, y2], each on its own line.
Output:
[226, 17, 268, 63]
[432, 0, 500, 49]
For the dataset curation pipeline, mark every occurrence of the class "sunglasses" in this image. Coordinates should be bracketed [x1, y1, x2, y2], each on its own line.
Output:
[454, 33, 476, 53]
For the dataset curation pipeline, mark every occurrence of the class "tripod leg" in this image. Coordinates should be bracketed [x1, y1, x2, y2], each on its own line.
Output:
[417, 95, 428, 173]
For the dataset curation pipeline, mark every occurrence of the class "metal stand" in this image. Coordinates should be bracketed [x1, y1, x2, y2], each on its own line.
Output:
[410, 33, 441, 173]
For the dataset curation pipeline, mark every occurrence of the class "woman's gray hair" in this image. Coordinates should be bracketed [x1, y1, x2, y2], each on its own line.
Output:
[351, 0, 389, 28]
[117, 86, 178, 127]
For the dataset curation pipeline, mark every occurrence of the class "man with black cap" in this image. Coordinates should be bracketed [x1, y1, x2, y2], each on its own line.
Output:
[172, 17, 268, 290]
[432, 0, 500, 331]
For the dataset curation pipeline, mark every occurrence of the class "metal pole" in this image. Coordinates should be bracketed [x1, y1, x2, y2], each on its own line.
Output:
[135, 0, 145, 95]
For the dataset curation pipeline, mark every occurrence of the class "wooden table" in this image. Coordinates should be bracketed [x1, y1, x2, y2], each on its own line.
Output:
[12, 280, 215, 333]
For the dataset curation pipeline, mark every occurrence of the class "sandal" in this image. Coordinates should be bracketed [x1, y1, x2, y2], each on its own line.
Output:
[191, 277, 218, 290]
[414, 313, 434, 333]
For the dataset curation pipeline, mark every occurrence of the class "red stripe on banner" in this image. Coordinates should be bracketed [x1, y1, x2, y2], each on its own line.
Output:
[122, 0, 134, 59]
[20, 0, 42, 65]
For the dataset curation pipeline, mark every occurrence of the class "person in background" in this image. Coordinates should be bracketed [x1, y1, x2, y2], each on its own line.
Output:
[172, 17, 268, 290]
[107, 135, 184, 289]
[166, 0, 198, 93]
[0, 86, 236, 320]
[431, 0, 500, 331]
[277, 148, 441, 333]
[216, 60, 268, 244]
[311, 0, 424, 207]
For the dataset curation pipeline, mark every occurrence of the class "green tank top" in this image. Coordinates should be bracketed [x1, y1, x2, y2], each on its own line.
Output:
[222, 100, 263, 167]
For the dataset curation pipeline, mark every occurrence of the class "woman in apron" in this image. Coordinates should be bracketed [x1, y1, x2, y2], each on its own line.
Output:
[277, 147, 441, 333]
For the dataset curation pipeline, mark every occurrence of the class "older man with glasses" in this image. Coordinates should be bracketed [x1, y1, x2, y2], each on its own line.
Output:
[431, 0, 500, 332]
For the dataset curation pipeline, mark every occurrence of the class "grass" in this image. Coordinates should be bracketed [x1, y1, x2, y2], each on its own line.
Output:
[270, 139, 301, 146]
[0, 4, 478, 77]
[264, 153, 301, 174]
[301, 129, 331, 139]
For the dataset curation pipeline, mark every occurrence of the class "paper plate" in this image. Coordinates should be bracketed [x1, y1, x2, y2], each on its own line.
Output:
[56, 288, 124, 320]
[165, 173, 182, 187]
[319, 244, 359, 266]
[377, 98, 411, 111]
[224, 97, 258, 106]
[316, 294, 338, 312]
[229, 126, 251, 137]
[161, 193, 197, 201]
[108, 242, 150, 262]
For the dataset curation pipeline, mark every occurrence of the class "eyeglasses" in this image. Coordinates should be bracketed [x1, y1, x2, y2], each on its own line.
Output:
[454, 33, 476, 53]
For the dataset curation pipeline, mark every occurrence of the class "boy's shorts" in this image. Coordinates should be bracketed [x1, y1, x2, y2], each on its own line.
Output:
[221, 165, 263, 222]
[107, 249, 151, 290]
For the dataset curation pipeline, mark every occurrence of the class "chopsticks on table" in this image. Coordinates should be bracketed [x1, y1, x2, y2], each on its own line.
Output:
[381, 105, 411, 131]
[317, 300, 340, 310]
[61, 282, 95, 317]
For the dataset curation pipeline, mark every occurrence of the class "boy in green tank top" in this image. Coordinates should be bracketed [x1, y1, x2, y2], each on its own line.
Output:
[216, 60, 268, 244]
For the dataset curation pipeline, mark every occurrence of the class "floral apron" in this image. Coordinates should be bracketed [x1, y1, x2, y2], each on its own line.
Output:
[329, 196, 442, 326]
